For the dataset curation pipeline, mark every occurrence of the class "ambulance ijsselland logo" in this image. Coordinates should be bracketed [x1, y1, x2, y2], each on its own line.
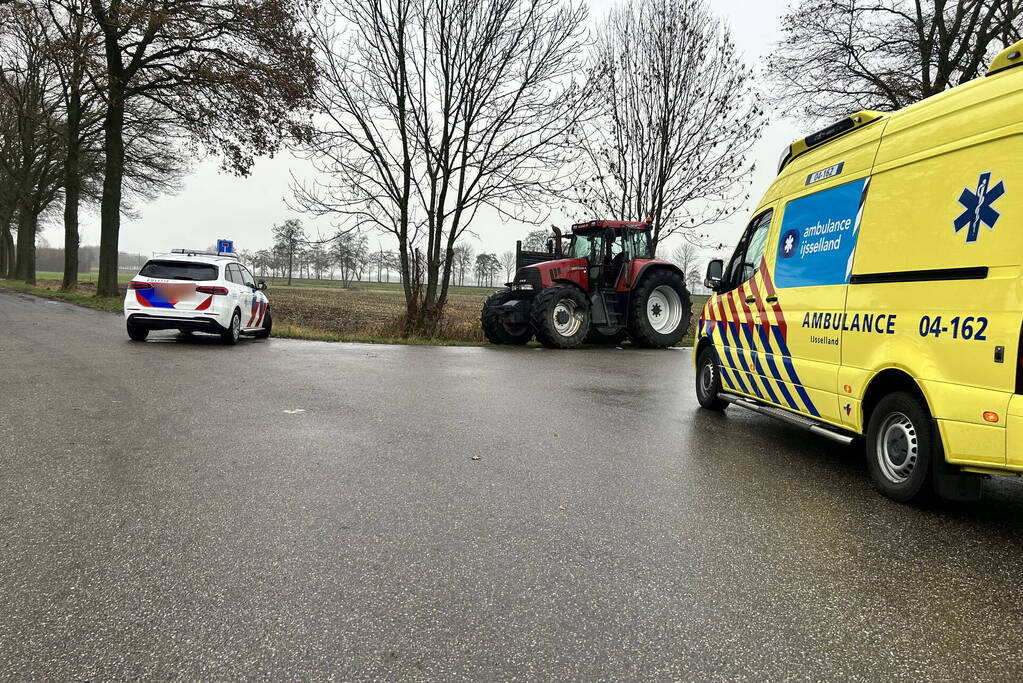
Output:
[954, 171, 1005, 243]
[780, 229, 800, 258]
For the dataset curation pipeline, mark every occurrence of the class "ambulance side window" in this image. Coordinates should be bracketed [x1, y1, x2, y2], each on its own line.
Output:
[722, 210, 773, 291]
[743, 213, 772, 281]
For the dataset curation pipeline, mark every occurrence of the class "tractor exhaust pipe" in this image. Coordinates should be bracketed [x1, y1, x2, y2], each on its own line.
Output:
[551, 226, 564, 257]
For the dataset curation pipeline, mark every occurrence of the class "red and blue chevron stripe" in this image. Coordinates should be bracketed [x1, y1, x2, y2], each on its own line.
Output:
[699, 261, 818, 416]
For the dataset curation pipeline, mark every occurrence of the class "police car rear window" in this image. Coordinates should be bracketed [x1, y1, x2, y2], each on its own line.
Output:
[139, 260, 219, 281]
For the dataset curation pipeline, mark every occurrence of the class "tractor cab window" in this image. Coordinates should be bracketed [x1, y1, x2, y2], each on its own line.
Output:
[722, 209, 773, 290]
[569, 232, 602, 260]
[627, 230, 653, 259]
[607, 231, 626, 258]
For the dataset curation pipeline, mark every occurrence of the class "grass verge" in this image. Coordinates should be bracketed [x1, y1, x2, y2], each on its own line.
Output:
[0, 279, 123, 312]
[271, 323, 487, 347]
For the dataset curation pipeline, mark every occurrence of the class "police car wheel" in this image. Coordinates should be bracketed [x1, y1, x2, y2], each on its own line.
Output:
[254, 309, 272, 339]
[126, 322, 148, 342]
[865, 392, 934, 503]
[221, 310, 241, 346]
[696, 345, 728, 411]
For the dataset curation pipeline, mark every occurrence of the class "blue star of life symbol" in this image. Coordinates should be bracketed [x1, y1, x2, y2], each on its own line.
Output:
[954, 172, 1005, 243]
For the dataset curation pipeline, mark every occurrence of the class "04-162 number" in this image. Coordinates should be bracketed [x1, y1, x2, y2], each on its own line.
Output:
[918, 315, 988, 340]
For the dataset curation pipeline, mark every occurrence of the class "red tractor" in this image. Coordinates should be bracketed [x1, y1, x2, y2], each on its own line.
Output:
[481, 220, 692, 349]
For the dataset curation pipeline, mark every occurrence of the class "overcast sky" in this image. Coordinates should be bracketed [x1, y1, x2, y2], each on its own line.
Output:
[44, 0, 801, 263]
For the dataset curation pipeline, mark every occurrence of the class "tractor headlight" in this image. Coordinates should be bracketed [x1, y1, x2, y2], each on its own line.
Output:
[512, 283, 533, 291]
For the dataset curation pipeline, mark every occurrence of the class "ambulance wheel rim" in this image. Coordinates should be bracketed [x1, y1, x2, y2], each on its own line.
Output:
[553, 299, 582, 337]
[647, 285, 683, 333]
[699, 357, 715, 396]
[876, 412, 918, 484]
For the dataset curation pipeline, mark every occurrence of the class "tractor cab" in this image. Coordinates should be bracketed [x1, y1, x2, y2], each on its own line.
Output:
[564, 221, 656, 290]
[484, 218, 692, 349]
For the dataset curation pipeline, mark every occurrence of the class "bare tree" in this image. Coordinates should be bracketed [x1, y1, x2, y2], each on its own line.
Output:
[332, 230, 368, 287]
[474, 252, 501, 287]
[768, 0, 1023, 121]
[34, 0, 186, 290]
[292, 0, 590, 336]
[86, 0, 316, 297]
[27, 0, 97, 290]
[685, 266, 702, 294]
[383, 250, 401, 283]
[670, 241, 700, 280]
[0, 2, 65, 284]
[521, 229, 550, 251]
[453, 243, 475, 286]
[500, 250, 516, 282]
[572, 0, 764, 249]
[271, 219, 306, 285]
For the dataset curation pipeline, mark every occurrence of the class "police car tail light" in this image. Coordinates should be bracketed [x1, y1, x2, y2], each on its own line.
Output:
[128, 281, 152, 290]
[196, 285, 229, 295]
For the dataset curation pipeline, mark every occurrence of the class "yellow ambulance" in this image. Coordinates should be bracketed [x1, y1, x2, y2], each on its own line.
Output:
[694, 40, 1023, 503]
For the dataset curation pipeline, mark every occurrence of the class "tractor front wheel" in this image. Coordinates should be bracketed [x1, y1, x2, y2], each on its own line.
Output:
[481, 290, 532, 345]
[628, 269, 691, 348]
[531, 285, 590, 349]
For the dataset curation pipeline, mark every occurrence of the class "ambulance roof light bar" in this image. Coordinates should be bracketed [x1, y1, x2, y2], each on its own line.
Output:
[777, 110, 885, 174]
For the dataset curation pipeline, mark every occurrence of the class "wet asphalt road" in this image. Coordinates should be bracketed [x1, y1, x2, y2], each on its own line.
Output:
[4, 290, 1023, 681]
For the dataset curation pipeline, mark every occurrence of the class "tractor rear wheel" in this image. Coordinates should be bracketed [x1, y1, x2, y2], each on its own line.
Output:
[531, 284, 590, 349]
[627, 269, 691, 348]
[481, 290, 532, 345]
[584, 326, 627, 345]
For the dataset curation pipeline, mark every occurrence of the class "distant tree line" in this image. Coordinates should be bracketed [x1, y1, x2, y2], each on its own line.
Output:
[256, 217, 509, 289]
[31, 244, 146, 273]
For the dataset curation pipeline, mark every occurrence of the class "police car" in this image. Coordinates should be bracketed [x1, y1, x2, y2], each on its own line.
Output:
[123, 249, 271, 345]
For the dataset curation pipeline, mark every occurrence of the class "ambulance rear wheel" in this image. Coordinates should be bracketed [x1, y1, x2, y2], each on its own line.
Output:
[696, 345, 728, 411]
[865, 392, 934, 503]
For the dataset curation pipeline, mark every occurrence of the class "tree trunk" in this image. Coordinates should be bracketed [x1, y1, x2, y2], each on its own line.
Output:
[62, 91, 83, 291]
[97, 90, 126, 298]
[0, 215, 13, 278]
[15, 208, 37, 285]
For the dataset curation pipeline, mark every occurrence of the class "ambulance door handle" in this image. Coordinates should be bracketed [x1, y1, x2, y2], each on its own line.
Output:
[744, 296, 756, 304]
[766, 296, 778, 303]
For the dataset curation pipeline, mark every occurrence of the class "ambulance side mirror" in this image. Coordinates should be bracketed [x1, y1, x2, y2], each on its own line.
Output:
[705, 259, 724, 292]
